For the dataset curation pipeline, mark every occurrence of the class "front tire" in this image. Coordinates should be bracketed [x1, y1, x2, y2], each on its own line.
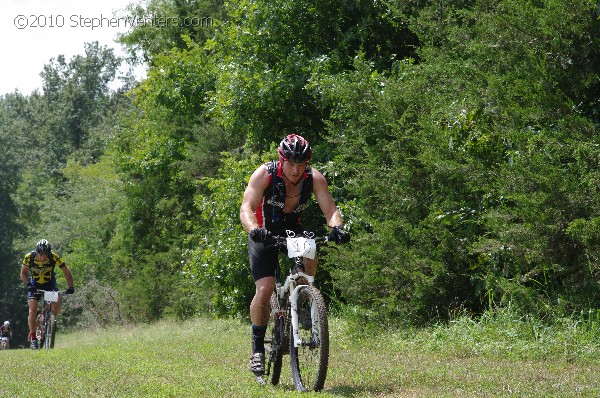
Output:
[290, 286, 329, 392]
[265, 292, 284, 385]
[45, 313, 56, 349]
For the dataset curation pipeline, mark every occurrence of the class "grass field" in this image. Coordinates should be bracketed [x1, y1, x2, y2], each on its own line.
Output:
[0, 314, 598, 397]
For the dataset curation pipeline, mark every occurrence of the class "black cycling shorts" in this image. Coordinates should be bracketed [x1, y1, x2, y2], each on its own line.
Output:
[248, 225, 308, 281]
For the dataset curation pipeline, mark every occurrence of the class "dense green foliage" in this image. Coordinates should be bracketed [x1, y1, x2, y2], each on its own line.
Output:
[0, 0, 598, 341]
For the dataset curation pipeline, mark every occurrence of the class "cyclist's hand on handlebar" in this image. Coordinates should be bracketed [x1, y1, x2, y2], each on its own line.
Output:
[65, 287, 75, 295]
[250, 227, 273, 244]
[26, 282, 38, 294]
[329, 226, 350, 244]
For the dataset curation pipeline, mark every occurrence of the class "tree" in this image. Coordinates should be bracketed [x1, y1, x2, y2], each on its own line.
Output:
[316, 0, 600, 324]
[40, 42, 120, 164]
[0, 93, 25, 290]
[209, 0, 419, 149]
[117, 0, 225, 64]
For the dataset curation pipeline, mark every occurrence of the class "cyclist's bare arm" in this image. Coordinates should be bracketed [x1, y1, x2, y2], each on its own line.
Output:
[61, 265, 74, 288]
[311, 168, 344, 228]
[20, 264, 30, 285]
[240, 165, 270, 233]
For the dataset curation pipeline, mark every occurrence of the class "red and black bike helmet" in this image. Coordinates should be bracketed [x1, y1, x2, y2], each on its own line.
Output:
[278, 134, 312, 163]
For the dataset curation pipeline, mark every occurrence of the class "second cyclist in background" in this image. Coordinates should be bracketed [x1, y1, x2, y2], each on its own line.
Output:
[0, 321, 12, 349]
[20, 239, 75, 349]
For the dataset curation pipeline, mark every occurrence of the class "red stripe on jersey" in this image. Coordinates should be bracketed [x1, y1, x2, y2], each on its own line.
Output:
[256, 197, 265, 228]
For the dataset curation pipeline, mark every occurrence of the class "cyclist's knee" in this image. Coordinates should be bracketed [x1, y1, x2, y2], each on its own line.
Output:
[256, 284, 273, 298]
[255, 276, 274, 291]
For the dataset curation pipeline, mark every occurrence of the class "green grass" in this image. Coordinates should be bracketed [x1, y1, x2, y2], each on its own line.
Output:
[0, 315, 598, 397]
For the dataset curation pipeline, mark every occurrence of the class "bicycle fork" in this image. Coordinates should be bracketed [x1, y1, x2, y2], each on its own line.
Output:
[289, 285, 319, 348]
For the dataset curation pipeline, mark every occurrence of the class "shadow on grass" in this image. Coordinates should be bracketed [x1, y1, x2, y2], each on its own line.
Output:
[264, 380, 396, 397]
[326, 385, 396, 397]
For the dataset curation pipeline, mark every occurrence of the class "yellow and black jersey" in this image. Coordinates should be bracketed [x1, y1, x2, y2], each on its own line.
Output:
[22, 252, 65, 285]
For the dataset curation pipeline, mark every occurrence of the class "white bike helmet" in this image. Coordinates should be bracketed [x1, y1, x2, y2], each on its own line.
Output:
[3, 321, 8, 327]
[36, 239, 52, 255]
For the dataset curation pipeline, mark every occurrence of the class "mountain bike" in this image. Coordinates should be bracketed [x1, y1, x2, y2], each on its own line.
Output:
[260, 230, 330, 392]
[35, 290, 64, 349]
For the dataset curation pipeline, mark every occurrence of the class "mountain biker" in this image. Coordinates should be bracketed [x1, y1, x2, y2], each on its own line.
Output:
[239, 134, 350, 378]
[20, 239, 75, 349]
[0, 321, 12, 349]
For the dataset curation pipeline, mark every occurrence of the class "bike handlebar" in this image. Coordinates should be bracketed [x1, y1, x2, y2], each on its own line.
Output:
[267, 234, 330, 249]
[34, 289, 72, 299]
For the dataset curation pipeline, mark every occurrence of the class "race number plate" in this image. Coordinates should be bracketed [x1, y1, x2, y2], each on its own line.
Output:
[286, 237, 317, 260]
[44, 291, 59, 302]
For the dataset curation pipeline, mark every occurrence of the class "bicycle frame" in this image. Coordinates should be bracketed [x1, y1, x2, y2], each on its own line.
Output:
[265, 230, 330, 392]
[35, 290, 61, 349]
[273, 232, 322, 346]
[277, 265, 314, 348]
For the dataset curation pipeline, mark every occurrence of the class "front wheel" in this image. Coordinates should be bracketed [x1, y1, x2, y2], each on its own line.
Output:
[265, 292, 284, 385]
[44, 313, 56, 349]
[290, 286, 329, 392]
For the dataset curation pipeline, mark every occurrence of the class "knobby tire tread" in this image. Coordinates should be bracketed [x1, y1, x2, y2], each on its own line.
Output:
[290, 285, 329, 392]
[46, 313, 56, 349]
[267, 292, 283, 385]
[44, 311, 51, 349]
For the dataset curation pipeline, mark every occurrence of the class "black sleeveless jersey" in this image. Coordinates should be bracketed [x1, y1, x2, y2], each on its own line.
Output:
[256, 160, 313, 231]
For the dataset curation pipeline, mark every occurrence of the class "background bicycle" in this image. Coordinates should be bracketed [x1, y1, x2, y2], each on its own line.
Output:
[261, 231, 330, 392]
